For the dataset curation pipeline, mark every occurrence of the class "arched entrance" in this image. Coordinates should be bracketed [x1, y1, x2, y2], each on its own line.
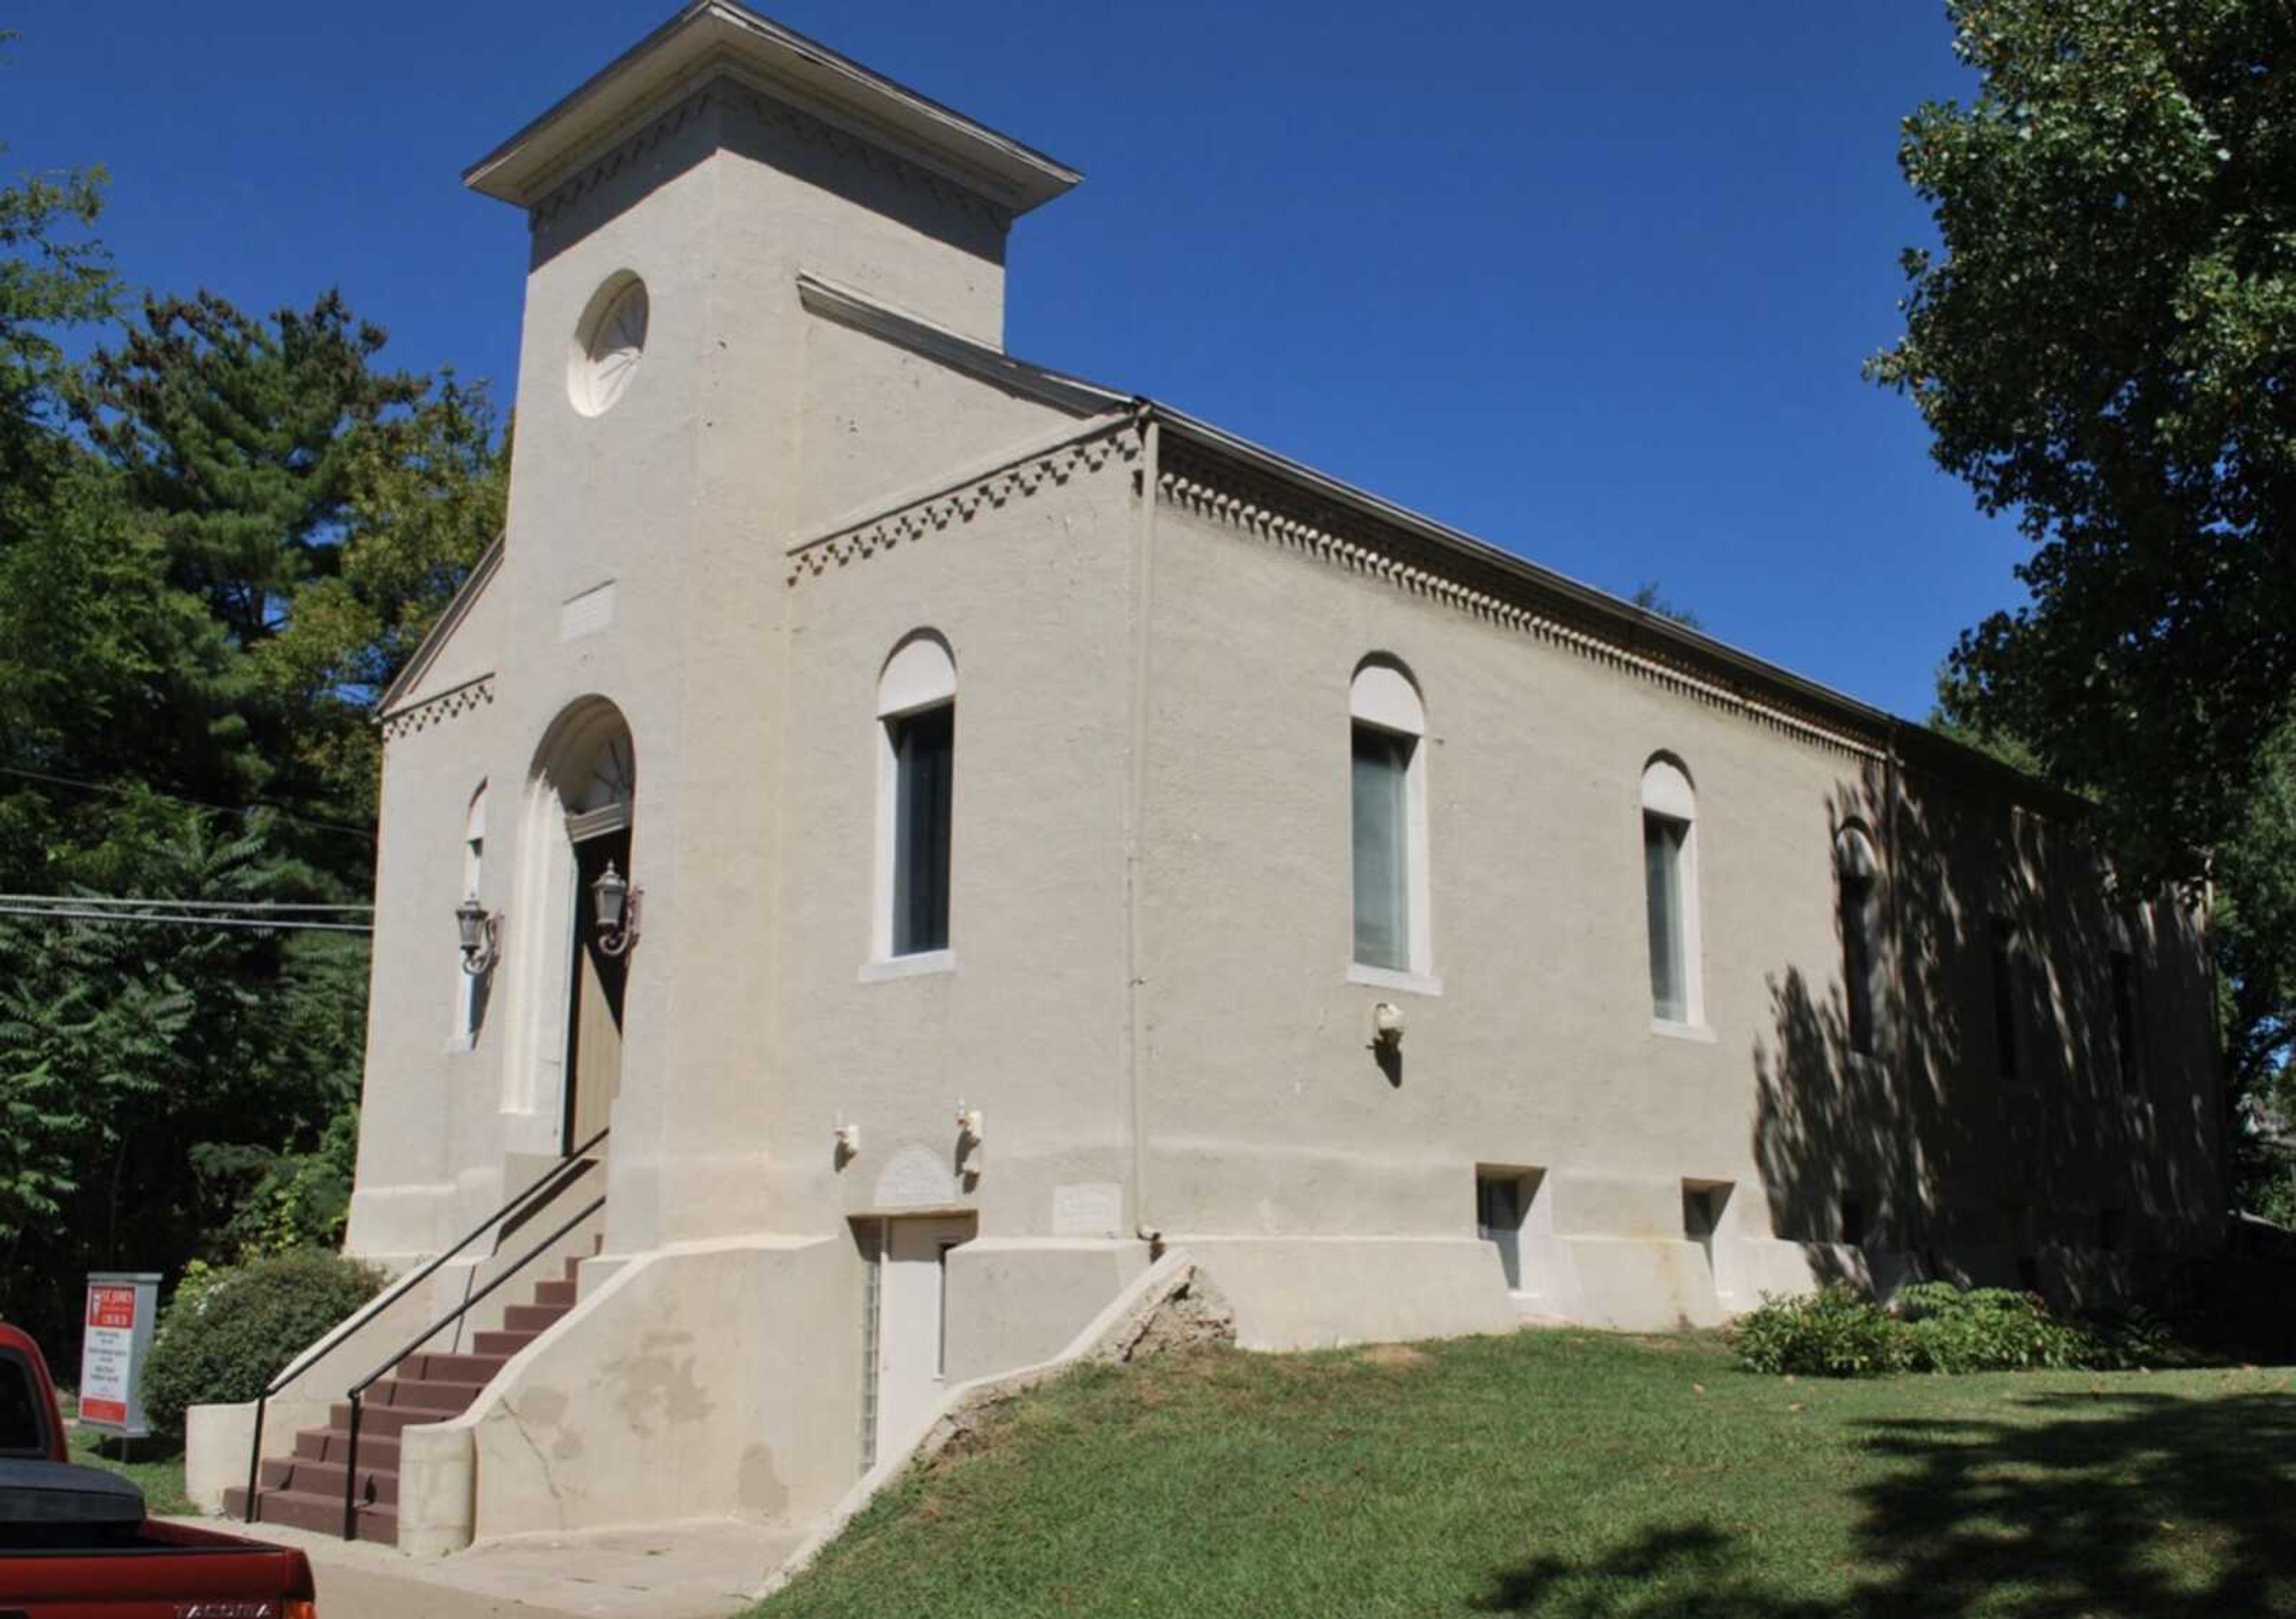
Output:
[511, 699, 637, 1155]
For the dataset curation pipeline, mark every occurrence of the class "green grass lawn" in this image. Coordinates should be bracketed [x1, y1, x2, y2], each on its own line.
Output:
[752, 1331, 2296, 1618]
[67, 1410, 196, 1518]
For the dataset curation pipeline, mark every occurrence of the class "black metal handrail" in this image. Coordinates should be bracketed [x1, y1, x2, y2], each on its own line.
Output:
[241, 1126, 607, 1526]
[338, 1191, 606, 1539]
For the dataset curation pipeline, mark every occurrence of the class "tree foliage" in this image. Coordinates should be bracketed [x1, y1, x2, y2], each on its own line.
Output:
[0, 48, 505, 1355]
[1873, 0, 2296, 887]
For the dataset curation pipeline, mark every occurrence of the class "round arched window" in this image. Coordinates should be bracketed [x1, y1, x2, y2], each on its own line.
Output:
[569, 276, 649, 417]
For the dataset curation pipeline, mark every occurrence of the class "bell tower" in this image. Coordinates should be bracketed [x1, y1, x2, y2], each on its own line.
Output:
[458, 2, 1080, 1249]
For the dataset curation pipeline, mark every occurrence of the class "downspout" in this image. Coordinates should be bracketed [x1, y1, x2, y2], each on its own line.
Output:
[1884, 722, 1920, 1269]
[1123, 407, 1162, 1254]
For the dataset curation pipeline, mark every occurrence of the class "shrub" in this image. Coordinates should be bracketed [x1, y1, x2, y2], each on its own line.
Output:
[140, 1248, 386, 1432]
[1733, 1281, 2170, 1377]
[1733, 1284, 1910, 1377]
[1895, 1282, 2092, 1371]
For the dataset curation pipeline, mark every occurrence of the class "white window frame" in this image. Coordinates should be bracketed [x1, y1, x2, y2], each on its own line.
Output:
[866, 633, 957, 980]
[1641, 757, 1705, 1032]
[1347, 660, 1439, 995]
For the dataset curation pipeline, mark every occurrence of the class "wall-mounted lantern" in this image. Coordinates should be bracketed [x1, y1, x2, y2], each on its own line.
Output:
[1371, 1001, 1405, 1052]
[456, 896, 502, 975]
[954, 1102, 985, 1183]
[591, 861, 642, 958]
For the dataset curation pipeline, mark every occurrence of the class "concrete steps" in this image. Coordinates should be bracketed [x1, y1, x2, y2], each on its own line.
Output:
[227, 1249, 590, 1547]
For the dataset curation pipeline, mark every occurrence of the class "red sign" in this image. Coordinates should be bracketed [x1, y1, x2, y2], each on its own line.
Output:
[86, 1286, 136, 1331]
[80, 1395, 127, 1425]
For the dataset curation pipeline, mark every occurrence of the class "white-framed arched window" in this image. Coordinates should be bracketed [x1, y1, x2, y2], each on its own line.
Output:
[870, 632, 957, 973]
[456, 782, 491, 1045]
[1641, 756, 1702, 1028]
[1836, 823, 1882, 1057]
[1348, 658, 1434, 986]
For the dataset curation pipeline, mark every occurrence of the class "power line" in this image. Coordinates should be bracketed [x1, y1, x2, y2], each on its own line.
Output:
[0, 765, 378, 840]
[0, 894, 371, 912]
[0, 903, 371, 935]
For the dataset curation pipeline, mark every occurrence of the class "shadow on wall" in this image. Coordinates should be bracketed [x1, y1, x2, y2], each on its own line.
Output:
[1472, 1389, 2296, 1615]
[1750, 757, 2216, 1297]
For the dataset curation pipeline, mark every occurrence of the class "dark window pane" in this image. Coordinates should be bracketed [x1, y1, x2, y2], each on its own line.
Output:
[1645, 814, 1687, 1020]
[2111, 950, 2141, 1094]
[0, 1353, 45, 1456]
[1352, 726, 1412, 970]
[1989, 917, 2020, 1081]
[1841, 869, 1876, 1056]
[891, 703, 954, 955]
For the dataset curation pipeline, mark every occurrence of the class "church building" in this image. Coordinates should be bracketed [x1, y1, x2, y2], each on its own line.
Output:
[207, 1, 2224, 1554]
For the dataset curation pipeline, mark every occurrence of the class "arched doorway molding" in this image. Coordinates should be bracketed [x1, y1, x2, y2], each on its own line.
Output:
[503, 697, 637, 1151]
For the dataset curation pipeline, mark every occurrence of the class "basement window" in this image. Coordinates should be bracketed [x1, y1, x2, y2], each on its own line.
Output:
[1840, 1194, 1868, 1248]
[1476, 1170, 1535, 1293]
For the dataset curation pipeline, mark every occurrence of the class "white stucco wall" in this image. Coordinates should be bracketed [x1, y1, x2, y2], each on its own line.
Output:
[334, 36, 2227, 1546]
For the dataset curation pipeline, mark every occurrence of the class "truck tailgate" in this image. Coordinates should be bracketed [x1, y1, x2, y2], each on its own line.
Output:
[0, 1523, 316, 1617]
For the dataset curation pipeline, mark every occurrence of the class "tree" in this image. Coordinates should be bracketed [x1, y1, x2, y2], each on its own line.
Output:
[72, 291, 506, 876]
[1, 48, 504, 1349]
[1871, 0, 2296, 889]
[1629, 580, 1703, 630]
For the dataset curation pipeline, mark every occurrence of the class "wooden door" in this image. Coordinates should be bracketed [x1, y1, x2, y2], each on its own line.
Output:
[564, 831, 630, 1154]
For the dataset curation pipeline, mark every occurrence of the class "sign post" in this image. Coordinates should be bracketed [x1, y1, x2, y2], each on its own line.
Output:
[78, 1272, 160, 1440]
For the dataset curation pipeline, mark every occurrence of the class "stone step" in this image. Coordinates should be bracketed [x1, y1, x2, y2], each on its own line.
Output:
[228, 1484, 396, 1545]
[471, 1327, 540, 1359]
[326, 1401, 441, 1440]
[501, 1301, 569, 1334]
[401, 1350, 509, 1385]
[533, 1279, 576, 1308]
[373, 1376, 487, 1414]
[294, 1426, 399, 1471]
[259, 1455, 398, 1507]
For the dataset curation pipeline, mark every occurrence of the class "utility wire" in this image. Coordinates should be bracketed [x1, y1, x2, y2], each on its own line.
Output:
[0, 764, 378, 841]
[0, 894, 372, 912]
[0, 903, 371, 934]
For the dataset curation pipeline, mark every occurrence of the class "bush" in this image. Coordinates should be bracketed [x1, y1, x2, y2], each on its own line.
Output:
[1895, 1282, 2092, 1371]
[1733, 1284, 1911, 1376]
[140, 1248, 386, 1432]
[1733, 1282, 2169, 1377]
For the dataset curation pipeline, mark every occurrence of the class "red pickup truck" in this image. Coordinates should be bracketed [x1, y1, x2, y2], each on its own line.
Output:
[0, 1322, 317, 1617]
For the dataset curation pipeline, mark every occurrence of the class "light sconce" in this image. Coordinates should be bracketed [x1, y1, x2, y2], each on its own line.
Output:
[591, 861, 642, 958]
[1371, 1001, 1405, 1051]
[954, 1102, 985, 1182]
[456, 896, 502, 975]
[833, 1122, 861, 1163]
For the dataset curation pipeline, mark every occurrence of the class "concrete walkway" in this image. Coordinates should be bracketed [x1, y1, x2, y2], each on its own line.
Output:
[163, 1516, 804, 1618]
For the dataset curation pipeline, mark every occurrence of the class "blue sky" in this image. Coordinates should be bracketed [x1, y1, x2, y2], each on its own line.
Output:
[5, 2, 2005, 721]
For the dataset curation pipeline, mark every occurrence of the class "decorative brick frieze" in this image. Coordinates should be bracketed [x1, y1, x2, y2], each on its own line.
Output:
[787, 426, 1140, 584]
[381, 675, 496, 743]
[530, 80, 1012, 234]
[1156, 444, 1884, 764]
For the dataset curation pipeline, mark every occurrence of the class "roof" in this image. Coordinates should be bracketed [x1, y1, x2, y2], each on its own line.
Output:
[464, 2, 1082, 215]
[784, 279, 2080, 809]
